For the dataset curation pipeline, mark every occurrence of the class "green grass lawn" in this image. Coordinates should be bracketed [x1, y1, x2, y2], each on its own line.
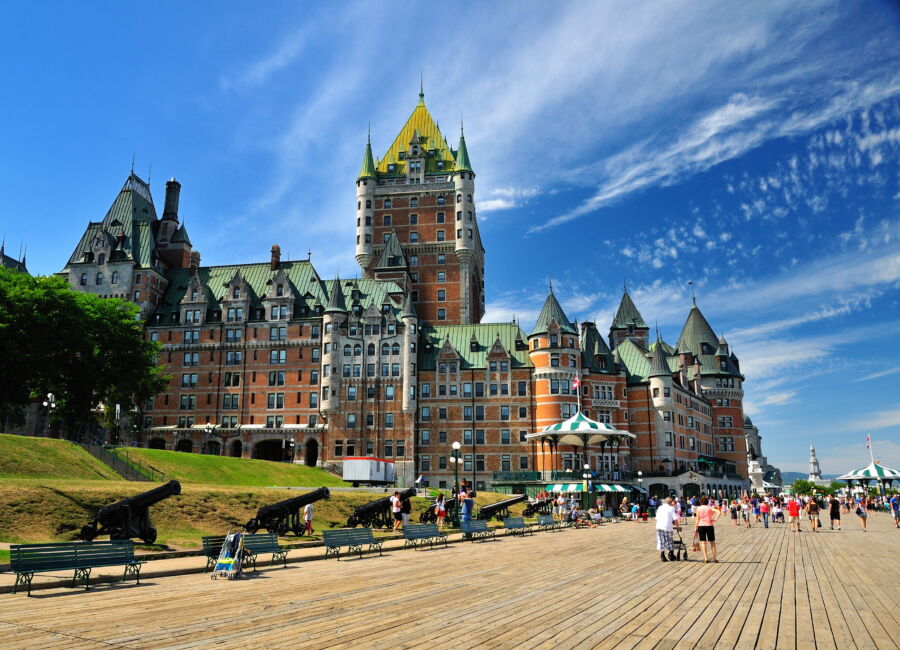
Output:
[0, 549, 8, 563]
[112, 447, 349, 487]
[0, 434, 120, 480]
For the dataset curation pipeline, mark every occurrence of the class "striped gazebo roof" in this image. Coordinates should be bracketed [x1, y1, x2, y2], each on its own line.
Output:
[525, 411, 634, 447]
[837, 461, 900, 481]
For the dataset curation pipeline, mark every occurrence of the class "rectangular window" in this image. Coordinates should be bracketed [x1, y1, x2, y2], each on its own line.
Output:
[437, 230, 445, 241]
[501, 429, 510, 444]
[395, 439, 405, 457]
[269, 349, 287, 365]
[385, 413, 394, 428]
[437, 309, 446, 321]
[475, 405, 484, 421]
[420, 430, 431, 444]
[267, 393, 285, 409]
[463, 454, 473, 472]
[420, 455, 431, 471]
[501, 455, 511, 471]
[384, 440, 393, 457]
[500, 405, 510, 420]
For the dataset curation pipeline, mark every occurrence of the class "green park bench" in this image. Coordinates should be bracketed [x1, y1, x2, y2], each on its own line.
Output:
[402, 523, 448, 550]
[323, 528, 384, 560]
[11, 540, 143, 597]
[461, 520, 497, 542]
[536, 515, 561, 532]
[202, 533, 288, 572]
[502, 517, 532, 536]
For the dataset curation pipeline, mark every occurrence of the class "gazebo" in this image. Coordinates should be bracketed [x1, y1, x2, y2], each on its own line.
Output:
[526, 411, 635, 507]
[837, 461, 900, 495]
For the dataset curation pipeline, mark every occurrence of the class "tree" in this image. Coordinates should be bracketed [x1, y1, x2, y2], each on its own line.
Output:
[0, 269, 168, 437]
[790, 479, 817, 495]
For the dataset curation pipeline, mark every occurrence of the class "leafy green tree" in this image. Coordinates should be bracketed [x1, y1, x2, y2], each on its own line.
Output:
[791, 479, 817, 495]
[0, 269, 168, 437]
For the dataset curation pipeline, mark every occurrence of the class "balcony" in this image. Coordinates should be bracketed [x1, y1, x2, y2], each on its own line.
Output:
[491, 471, 541, 482]
[550, 470, 634, 482]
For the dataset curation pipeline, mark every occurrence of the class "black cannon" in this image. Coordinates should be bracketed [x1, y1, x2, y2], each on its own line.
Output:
[418, 496, 456, 524]
[523, 497, 554, 517]
[476, 493, 528, 521]
[245, 487, 331, 536]
[80, 479, 181, 544]
[348, 488, 417, 528]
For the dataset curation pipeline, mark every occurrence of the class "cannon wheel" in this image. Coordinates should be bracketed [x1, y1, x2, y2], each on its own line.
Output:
[276, 522, 289, 537]
[347, 515, 359, 528]
[245, 519, 259, 534]
[141, 526, 158, 545]
[80, 524, 98, 542]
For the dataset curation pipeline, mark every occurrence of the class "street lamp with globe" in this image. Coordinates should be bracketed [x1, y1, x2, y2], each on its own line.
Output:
[41, 393, 56, 437]
[448, 441, 462, 526]
[582, 463, 591, 510]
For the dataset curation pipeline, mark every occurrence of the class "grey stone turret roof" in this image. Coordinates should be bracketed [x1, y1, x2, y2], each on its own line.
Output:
[611, 291, 648, 330]
[399, 292, 416, 320]
[581, 323, 615, 373]
[675, 304, 741, 377]
[530, 289, 577, 335]
[171, 224, 192, 245]
[648, 338, 672, 378]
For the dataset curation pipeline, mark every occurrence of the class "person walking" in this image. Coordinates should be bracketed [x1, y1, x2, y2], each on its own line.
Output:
[556, 493, 568, 523]
[434, 493, 447, 530]
[693, 496, 720, 563]
[655, 497, 681, 562]
[890, 493, 900, 529]
[730, 500, 740, 526]
[856, 496, 869, 532]
[829, 494, 841, 530]
[786, 497, 802, 533]
[741, 498, 752, 528]
[760, 499, 770, 528]
[805, 497, 821, 532]
[303, 501, 315, 536]
[400, 492, 412, 529]
[390, 490, 403, 532]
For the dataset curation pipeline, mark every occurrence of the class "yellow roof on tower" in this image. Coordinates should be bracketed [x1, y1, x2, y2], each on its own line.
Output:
[375, 92, 456, 175]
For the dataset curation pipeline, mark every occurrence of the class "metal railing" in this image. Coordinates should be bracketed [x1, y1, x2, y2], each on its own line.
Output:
[491, 471, 541, 482]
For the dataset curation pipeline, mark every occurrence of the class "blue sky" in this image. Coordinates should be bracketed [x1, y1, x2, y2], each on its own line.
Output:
[2, 2, 898, 474]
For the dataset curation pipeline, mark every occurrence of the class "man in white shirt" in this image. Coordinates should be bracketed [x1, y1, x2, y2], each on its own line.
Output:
[655, 497, 681, 562]
[303, 502, 315, 536]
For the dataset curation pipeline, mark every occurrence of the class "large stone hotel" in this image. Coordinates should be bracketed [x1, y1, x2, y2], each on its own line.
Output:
[58, 90, 765, 497]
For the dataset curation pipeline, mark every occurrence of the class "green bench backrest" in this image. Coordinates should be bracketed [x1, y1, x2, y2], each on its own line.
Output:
[202, 536, 228, 555]
[462, 520, 489, 533]
[537, 515, 554, 525]
[11, 541, 134, 571]
[504, 517, 525, 527]
[242, 533, 280, 552]
[403, 523, 437, 538]
[323, 530, 349, 546]
[345, 528, 375, 544]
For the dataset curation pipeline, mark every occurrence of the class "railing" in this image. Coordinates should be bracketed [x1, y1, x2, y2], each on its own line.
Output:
[549, 470, 634, 482]
[108, 447, 167, 482]
[491, 471, 541, 482]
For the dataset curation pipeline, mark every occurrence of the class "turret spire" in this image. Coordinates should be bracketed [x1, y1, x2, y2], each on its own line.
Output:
[358, 132, 376, 180]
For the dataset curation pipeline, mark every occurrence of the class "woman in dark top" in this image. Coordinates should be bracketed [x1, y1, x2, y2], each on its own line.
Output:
[828, 495, 841, 530]
[805, 498, 820, 532]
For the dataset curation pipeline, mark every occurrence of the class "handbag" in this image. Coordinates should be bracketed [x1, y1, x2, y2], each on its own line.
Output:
[817, 518, 822, 528]
[691, 531, 701, 552]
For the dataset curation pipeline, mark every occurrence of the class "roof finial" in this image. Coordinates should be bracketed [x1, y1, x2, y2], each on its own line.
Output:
[1, 233, 5, 258]
[147, 162, 151, 186]
[655, 320, 660, 341]
[460, 112, 464, 137]
[131, 152, 135, 174]
[548, 276, 553, 294]
[367, 122, 371, 143]
[623, 277, 628, 294]
[688, 280, 696, 305]
[419, 71, 424, 99]
[21, 244, 26, 266]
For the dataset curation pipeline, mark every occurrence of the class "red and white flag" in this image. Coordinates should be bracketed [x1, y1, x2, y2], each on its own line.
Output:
[573, 377, 581, 390]
[866, 433, 871, 449]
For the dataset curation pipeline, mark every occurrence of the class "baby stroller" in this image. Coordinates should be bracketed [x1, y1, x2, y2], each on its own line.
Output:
[673, 528, 689, 561]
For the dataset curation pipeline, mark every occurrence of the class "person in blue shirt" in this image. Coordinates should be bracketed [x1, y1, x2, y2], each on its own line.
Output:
[890, 494, 899, 529]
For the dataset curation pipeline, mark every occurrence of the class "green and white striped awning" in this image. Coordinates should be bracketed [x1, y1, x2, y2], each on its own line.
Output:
[837, 461, 900, 481]
[526, 411, 635, 447]
[595, 484, 630, 493]
[546, 483, 584, 493]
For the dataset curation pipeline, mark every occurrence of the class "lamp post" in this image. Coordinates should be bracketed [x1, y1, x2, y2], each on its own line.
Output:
[582, 463, 591, 510]
[448, 441, 462, 526]
[203, 423, 214, 455]
[41, 393, 56, 437]
[637, 470, 644, 507]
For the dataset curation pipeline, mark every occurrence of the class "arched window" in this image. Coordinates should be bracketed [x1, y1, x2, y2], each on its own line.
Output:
[95, 272, 104, 285]
[80, 273, 87, 286]
[367, 343, 375, 356]
[111, 271, 119, 285]
[343, 345, 351, 357]
[98, 253, 105, 265]
[353, 344, 362, 356]
[357, 201, 360, 210]
[467, 194, 472, 203]
[365, 199, 371, 209]
[392, 343, 400, 356]
[381, 343, 390, 356]
[456, 193, 462, 202]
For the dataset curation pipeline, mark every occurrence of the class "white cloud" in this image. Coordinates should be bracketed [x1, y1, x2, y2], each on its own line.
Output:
[477, 198, 517, 212]
[853, 368, 900, 383]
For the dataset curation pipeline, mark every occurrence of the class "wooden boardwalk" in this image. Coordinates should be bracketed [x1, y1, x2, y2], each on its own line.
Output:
[1, 513, 898, 649]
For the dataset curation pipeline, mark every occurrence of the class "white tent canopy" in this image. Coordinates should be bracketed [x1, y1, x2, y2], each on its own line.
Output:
[525, 411, 635, 447]
[837, 461, 900, 482]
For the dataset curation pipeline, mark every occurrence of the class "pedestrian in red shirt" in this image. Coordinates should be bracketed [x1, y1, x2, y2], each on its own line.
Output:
[786, 498, 802, 533]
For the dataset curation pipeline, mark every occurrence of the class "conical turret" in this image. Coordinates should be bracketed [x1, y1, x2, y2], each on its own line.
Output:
[454, 126, 473, 174]
[324, 277, 348, 314]
[609, 287, 649, 348]
[358, 134, 376, 180]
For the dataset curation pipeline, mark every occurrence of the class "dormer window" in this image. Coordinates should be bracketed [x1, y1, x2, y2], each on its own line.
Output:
[388, 164, 395, 173]
[233, 287, 241, 299]
[276, 284, 284, 297]
[550, 333, 558, 347]
[398, 151, 405, 160]
[190, 290, 198, 301]
[80, 273, 87, 286]
[412, 146, 418, 155]
[98, 253, 105, 265]
[437, 161, 444, 170]
[95, 272, 104, 285]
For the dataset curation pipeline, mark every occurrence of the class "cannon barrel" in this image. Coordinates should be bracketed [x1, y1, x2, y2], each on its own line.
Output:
[96, 480, 181, 524]
[347, 488, 416, 528]
[256, 487, 331, 519]
[476, 493, 528, 520]
[523, 497, 554, 517]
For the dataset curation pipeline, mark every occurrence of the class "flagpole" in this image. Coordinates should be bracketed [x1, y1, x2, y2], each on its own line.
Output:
[867, 432, 875, 464]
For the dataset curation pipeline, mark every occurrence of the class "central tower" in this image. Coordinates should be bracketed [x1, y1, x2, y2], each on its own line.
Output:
[355, 88, 485, 325]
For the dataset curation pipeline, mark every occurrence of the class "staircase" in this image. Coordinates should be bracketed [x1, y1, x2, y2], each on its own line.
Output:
[80, 444, 157, 482]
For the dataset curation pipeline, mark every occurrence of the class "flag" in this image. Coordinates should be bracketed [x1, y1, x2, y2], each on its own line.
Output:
[573, 377, 581, 390]
[866, 433, 871, 449]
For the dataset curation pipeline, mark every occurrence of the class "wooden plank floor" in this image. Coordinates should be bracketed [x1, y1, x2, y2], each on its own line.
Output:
[1, 514, 898, 649]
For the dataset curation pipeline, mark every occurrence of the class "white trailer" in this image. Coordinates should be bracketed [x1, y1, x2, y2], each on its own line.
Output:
[342, 457, 395, 487]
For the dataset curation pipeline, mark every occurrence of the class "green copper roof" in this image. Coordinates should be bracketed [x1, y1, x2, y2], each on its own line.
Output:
[581, 323, 616, 373]
[358, 137, 376, 180]
[648, 339, 671, 378]
[454, 132, 473, 173]
[375, 231, 407, 269]
[530, 290, 577, 335]
[418, 323, 532, 370]
[171, 224, 192, 245]
[399, 292, 416, 320]
[615, 338, 651, 383]
[611, 291, 647, 330]
[675, 304, 741, 377]
[324, 276, 348, 314]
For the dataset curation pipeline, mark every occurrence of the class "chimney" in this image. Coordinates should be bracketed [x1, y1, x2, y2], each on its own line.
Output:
[163, 178, 181, 221]
[270, 244, 281, 271]
[189, 250, 201, 275]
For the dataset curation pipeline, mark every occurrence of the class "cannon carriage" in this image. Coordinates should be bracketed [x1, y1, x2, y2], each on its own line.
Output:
[523, 497, 554, 517]
[347, 488, 416, 528]
[245, 487, 331, 536]
[80, 480, 181, 545]
[476, 494, 528, 522]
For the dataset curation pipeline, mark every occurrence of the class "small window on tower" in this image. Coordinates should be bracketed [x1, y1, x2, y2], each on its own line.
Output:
[410, 197, 418, 207]
[384, 215, 392, 226]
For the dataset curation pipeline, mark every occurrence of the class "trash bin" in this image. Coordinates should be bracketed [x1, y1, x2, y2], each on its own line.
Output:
[641, 511, 649, 522]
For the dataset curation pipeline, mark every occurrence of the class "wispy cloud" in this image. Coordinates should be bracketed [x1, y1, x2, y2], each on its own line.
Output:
[853, 368, 900, 383]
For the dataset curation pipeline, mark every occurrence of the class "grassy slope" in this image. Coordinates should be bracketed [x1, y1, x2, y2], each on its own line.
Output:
[113, 447, 348, 487]
[0, 479, 526, 549]
[0, 434, 119, 480]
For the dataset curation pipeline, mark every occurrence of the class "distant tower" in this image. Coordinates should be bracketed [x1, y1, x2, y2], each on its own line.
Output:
[807, 443, 822, 483]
